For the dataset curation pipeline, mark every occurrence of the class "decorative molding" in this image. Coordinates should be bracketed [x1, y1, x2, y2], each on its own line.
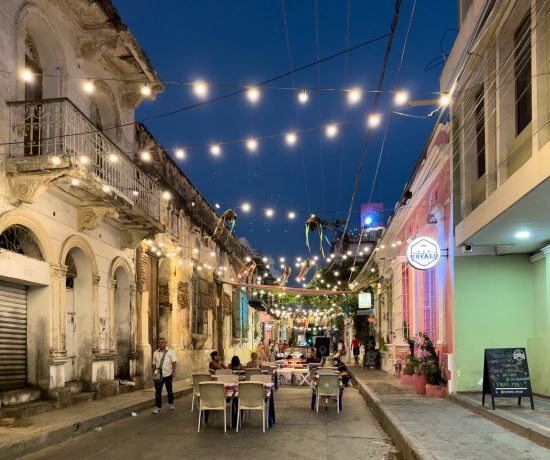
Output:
[222, 292, 232, 317]
[50, 263, 68, 279]
[49, 350, 68, 365]
[9, 172, 64, 205]
[177, 281, 190, 310]
[77, 206, 119, 231]
[93, 275, 101, 286]
[120, 229, 152, 250]
[138, 242, 148, 293]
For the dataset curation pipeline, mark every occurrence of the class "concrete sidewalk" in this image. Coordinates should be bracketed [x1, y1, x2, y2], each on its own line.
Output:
[348, 367, 550, 460]
[0, 381, 192, 460]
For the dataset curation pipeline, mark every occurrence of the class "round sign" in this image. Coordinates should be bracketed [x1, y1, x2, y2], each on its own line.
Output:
[406, 236, 440, 270]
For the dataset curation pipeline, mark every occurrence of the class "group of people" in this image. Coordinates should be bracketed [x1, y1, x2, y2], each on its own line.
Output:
[208, 350, 263, 372]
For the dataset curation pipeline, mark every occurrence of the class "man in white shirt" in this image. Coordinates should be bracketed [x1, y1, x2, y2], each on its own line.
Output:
[152, 337, 177, 414]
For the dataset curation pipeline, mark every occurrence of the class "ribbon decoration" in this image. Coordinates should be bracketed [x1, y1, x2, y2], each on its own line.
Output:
[211, 209, 238, 242]
[237, 260, 256, 282]
[305, 215, 325, 257]
[279, 266, 292, 287]
[295, 259, 312, 282]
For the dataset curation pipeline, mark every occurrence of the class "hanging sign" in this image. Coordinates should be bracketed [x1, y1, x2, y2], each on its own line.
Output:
[358, 292, 372, 309]
[406, 236, 440, 270]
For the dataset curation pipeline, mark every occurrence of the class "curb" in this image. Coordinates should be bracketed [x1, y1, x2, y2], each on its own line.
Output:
[447, 394, 550, 450]
[2, 387, 193, 460]
[349, 371, 432, 460]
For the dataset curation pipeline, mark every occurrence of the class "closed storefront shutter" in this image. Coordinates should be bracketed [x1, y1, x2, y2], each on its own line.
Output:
[0, 281, 27, 390]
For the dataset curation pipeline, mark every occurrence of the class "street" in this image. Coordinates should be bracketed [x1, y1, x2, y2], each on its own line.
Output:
[18, 387, 398, 460]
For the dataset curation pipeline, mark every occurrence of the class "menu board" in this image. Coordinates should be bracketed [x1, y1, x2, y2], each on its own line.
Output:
[482, 348, 534, 410]
[364, 350, 379, 369]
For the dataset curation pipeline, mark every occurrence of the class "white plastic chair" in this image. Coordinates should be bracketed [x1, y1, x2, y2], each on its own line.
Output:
[197, 382, 227, 432]
[217, 374, 239, 383]
[315, 374, 340, 414]
[216, 368, 233, 375]
[236, 382, 266, 433]
[250, 374, 272, 384]
[191, 373, 211, 411]
[245, 368, 262, 381]
[317, 369, 337, 375]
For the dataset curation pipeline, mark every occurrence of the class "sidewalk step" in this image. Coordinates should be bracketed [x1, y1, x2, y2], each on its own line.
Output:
[71, 392, 97, 405]
[0, 387, 42, 407]
[2, 400, 56, 419]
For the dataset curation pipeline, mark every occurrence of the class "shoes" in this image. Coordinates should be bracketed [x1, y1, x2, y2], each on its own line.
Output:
[169, 404, 175, 411]
[152, 407, 162, 414]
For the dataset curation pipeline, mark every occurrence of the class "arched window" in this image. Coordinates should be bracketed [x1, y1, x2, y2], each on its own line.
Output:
[65, 253, 77, 289]
[0, 225, 44, 261]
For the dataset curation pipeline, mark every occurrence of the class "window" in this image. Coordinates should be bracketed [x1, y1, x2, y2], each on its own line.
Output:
[401, 264, 410, 339]
[423, 268, 436, 341]
[240, 291, 249, 337]
[514, 14, 532, 135]
[232, 290, 249, 339]
[474, 88, 486, 178]
[191, 272, 208, 335]
[0, 225, 43, 261]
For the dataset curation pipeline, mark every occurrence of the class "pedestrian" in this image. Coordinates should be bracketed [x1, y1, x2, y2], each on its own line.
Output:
[152, 337, 177, 414]
[351, 335, 361, 365]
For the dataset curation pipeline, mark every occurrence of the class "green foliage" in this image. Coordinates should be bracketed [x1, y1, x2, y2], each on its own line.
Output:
[418, 332, 446, 386]
[403, 354, 420, 375]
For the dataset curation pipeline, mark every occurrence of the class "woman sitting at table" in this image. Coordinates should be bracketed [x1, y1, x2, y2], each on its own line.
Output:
[306, 348, 320, 364]
[246, 352, 262, 368]
[229, 355, 245, 370]
[209, 351, 227, 373]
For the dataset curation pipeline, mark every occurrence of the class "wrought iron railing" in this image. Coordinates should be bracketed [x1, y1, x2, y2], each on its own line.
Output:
[8, 98, 160, 221]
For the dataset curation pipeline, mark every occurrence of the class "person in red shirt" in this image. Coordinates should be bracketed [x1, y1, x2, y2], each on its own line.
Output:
[351, 335, 361, 365]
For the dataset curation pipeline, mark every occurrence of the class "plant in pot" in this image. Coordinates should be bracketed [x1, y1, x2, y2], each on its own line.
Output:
[413, 356, 428, 394]
[400, 335, 417, 385]
[418, 332, 447, 397]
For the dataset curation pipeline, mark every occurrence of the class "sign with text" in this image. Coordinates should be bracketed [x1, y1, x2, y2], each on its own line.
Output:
[358, 292, 372, 309]
[482, 348, 534, 410]
[357, 309, 374, 316]
[406, 236, 440, 270]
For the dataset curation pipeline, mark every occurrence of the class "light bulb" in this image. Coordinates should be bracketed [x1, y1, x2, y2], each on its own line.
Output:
[102, 185, 110, 193]
[175, 148, 185, 159]
[83, 80, 95, 94]
[21, 68, 33, 82]
[210, 144, 221, 156]
[162, 191, 172, 200]
[141, 85, 152, 97]
[215, 203, 221, 209]
[109, 153, 118, 162]
[368, 114, 381, 128]
[288, 211, 296, 220]
[51, 156, 61, 165]
[347, 88, 362, 104]
[285, 132, 297, 146]
[246, 138, 258, 152]
[140, 151, 151, 161]
[71, 178, 79, 186]
[193, 80, 208, 97]
[265, 208, 274, 218]
[246, 87, 260, 103]
[394, 91, 409, 105]
[298, 89, 309, 104]
[241, 202, 251, 213]
[133, 190, 139, 196]
[440, 94, 450, 106]
[325, 124, 338, 138]
[79, 155, 89, 164]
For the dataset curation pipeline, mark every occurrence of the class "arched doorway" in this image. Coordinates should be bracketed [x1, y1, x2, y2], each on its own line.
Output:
[114, 267, 131, 379]
[64, 248, 93, 383]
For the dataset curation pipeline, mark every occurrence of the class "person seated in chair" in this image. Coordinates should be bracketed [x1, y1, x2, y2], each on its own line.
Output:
[229, 355, 245, 371]
[209, 351, 227, 373]
[246, 352, 262, 368]
[306, 347, 320, 364]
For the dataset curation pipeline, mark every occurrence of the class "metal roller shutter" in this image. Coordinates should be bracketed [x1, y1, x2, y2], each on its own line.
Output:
[0, 281, 27, 390]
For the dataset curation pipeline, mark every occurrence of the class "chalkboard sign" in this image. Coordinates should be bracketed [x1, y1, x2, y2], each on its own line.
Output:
[364, 350, 380, 369]
[482, 348, 534, 410]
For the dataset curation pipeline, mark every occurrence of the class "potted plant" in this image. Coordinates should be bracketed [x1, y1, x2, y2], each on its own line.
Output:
[418, 332, 447, 397]
[412, 357, 427, 394]
[400, 335, 417, 385]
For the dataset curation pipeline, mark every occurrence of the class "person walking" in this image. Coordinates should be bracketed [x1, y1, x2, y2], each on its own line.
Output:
[152, 337, 177, 414]
[351, 335, 361, 366]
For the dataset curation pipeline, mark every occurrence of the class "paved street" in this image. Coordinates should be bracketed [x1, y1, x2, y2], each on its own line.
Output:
[18, 387, 399, 460]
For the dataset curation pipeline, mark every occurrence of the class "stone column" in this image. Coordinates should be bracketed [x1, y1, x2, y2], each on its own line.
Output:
[49, 264, 68, 389]
[92, 274, 101, 353]
[109, 278, 117, 353]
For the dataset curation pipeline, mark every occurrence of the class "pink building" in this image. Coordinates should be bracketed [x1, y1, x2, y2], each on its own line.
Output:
[362, 123, 454, 388]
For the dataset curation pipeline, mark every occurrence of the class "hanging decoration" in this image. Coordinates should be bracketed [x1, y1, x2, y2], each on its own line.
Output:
[295, 259, 312, 282]
[237, 260, 256, 281]
[210, 209, 237, 242]
[305, 215, 325, 257]
[279, 266, 292, 287]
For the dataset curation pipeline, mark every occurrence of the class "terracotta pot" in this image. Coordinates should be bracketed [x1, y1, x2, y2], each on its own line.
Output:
[412, 373, 427, 394]
[425, 383, 448, 397]
[400, 373, 414, 385]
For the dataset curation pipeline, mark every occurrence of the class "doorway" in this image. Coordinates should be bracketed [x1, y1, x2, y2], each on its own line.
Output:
[114, 267, 131, 379]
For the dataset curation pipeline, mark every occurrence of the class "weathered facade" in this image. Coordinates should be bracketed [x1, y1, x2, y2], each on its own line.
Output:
[0, 0, 254, 412]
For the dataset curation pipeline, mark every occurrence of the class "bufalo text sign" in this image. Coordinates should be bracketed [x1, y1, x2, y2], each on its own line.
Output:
[482, 348, 534, 410]
[406, 237, 440, 270]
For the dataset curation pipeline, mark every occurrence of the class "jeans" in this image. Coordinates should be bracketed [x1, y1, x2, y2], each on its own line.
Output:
[155, 375, 174, 408]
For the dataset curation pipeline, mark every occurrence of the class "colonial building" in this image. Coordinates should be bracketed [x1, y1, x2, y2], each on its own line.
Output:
[0, 0, 255, 415]
[443, 0, 550, 395]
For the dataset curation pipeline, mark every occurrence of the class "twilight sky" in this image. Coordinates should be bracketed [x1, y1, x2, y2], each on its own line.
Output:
[113, 0, 457, 262]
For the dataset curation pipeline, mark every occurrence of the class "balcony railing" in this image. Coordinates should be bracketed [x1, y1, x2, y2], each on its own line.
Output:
[8, 98, 160, 221]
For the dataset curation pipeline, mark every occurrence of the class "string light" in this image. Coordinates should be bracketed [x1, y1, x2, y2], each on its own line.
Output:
[193, 80, 208, 97]
[368, 113, 381, 128]
[83, 80, 95, 94]
[440, 93, 450, 106]
[285, 132, 298, 146]
[71, 178, 79, 186]
[241, 202, 251, 213]
[51, 156, 61, 165]
[79, 155, 89, 164]
[246, 87, 261, 103]
[141, 84, 151, 97]
[175, 148, 186, 159]
[210, 144, 221, 156]
[298, 89, 309, 104]
[347, 88, 362, 104]
[265, 208, 274, 218]
[215, 203, 221, 209]
[162, 191, 172, 200]
[288, 211, 296, 220]
[246, 138, 258, 152]
[21, 68, 33, 82]
[140, 151, 151, 161]
[325, 124, 338, 138]
[102, 185, 110, 193]
[394, 91, 409, 105]
[133, 190, 139, 196]
[279, 257, 285, 262]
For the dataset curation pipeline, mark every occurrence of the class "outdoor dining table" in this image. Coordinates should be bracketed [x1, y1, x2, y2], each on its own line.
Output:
[205, 379, 276, 428]
[310, 371, 343, 412]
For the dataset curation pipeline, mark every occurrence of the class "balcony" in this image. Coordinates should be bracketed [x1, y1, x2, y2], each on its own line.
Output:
[6, 98, 163, 246]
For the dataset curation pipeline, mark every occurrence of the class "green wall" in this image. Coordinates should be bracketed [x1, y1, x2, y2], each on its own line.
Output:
[454, 255, 534, 392]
